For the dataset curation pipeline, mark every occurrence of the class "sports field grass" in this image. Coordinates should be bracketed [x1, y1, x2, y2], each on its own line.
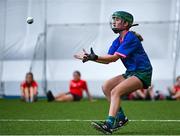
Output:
[0, 98, 180, 135]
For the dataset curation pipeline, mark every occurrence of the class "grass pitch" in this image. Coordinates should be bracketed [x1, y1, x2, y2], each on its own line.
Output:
[0, 99, 180, 135]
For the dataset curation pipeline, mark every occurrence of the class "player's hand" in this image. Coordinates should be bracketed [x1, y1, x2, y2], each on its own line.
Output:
[82, 47, 98, 63]
[74, 49, 87, 60]
[74, 48, 98, 63]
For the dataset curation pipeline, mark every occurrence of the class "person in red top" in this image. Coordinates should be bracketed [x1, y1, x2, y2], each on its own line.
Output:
[46, 71, 93, 102]
[168, 76, 180, 100]
[20, 72, 38, 102]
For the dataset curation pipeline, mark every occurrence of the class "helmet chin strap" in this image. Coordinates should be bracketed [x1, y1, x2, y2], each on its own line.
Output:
[112, 28, 125, 34]
[112, 24, 139, 34]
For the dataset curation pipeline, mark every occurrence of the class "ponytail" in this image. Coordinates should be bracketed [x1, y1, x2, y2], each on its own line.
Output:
[131, 31, 143, 42]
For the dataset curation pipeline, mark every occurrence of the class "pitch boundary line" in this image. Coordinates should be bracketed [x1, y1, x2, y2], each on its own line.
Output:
[0, 119, 180, 122]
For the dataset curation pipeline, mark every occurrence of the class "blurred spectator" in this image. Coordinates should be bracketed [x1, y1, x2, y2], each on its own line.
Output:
[146, 85, 155, 100]
[168, 76, 180, 100]
[20, 72, 38, 102]
[128, 89, 146, 100]
[154, 90, 165, 100]
[128, 85, 155, 100]
[46, 70, 93, 102]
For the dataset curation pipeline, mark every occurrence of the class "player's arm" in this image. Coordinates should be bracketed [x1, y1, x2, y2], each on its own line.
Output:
[20, 83, 25, 97]
[20, 86, 24, 96]
[74, 48, 120, 64]
[95, 54, 120, 64]
[171, 86, 176, 94]
[83, 81, 93, 101]
[33, 86, 38, 95]
[85, 88, 93, 101]
[31, 81, 38, 95]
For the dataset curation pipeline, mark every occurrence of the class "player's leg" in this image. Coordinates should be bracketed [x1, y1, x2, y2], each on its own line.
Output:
[46, 90, 56, 102]
[108, 76, 143, 123]
[172, 91, 180, 100]
[167, 87, 175, 96]
[127, 92, 135, 100]
[33, 88, 38, 102]
[136, 89, 146, 100]
[33, 93, 38, 102]
[29, 87, 34, 102]
[24, 87, 30, 102]
[102, 75, 125, 101]
[176, 92, 180, 100]
[131, 91, 138, 99]
[102, 75, 128, 129]
[148, 89, 155, 100]
[145, 87, 154, 100]
[101, 75, 128, 130]
[55, 93, 74, 102]
[92, 76, 143, 134]
[55, 92, 67, 99]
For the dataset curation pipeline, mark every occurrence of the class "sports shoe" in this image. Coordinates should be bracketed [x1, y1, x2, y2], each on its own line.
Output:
[112, 116, 128, 131]
[46, 90, 55, 102]
[91, 121, 113, 134]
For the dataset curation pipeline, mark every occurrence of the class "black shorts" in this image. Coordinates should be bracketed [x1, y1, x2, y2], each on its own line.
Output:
[66, 92, 82, 101]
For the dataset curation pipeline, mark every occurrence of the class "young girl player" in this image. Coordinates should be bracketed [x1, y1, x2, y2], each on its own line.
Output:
[47, 71, 93, 102]
[20, 72, 38, 102]
[74, 11, 152, 134]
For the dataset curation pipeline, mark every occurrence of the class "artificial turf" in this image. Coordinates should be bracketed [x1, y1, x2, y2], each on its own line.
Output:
[0, 99, 180, 135]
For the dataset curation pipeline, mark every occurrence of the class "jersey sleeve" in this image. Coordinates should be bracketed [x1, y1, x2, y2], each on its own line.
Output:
[108, 45, 117, 55]
[33, 81, 38, 88]
[108, 38, 119, 55]
[115, 37, 139, 58]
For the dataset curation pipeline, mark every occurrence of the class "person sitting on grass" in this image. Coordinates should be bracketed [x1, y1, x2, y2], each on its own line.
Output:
[46, 71, 93, 102]
[128, 85, 154, 100]
[128, 89, 146, 100]
[20, 72, 38, 102]
[168, 76, 180, 100]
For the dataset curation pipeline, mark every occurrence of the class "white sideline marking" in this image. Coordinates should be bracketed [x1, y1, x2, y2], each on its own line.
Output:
[0, 119, 180, 122]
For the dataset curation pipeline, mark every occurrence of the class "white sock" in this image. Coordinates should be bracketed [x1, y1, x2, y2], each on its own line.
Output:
[30, 96, 34, 102]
